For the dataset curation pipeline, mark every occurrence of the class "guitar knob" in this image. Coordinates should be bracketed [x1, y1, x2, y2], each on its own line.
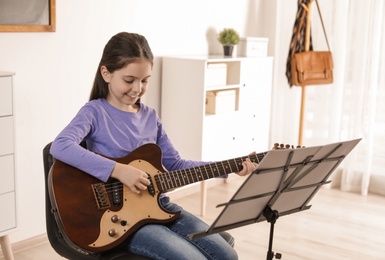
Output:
[111, 215, 120, 223]
[108, 229, 117, 237]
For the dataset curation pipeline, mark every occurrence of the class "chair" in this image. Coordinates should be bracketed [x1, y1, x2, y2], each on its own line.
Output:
[43, 142, 234, 259]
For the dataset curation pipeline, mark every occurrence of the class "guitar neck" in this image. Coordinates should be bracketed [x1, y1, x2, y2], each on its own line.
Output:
[154, 152, 266, 192]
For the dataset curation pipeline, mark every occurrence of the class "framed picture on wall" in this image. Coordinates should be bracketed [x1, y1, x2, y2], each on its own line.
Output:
[0, 0, 55, 32]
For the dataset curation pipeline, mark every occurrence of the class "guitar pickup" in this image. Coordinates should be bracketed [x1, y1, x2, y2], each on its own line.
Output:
[146, 173, 156, 197]
[110, 182, 122, 205]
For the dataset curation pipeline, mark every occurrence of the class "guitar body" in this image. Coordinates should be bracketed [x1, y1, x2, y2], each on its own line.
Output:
[48, 143, 179, 253]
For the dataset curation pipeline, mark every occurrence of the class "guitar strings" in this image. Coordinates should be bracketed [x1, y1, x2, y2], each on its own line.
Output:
[154, 152, 267, 191]
[101, 152, 267, 193]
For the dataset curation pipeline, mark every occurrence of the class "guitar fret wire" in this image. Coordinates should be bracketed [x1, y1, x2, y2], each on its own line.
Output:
[164, 173, 170, 190]
[182, 168, 189, 184]
[198, 166, 204, 180]
[168, 171, 177, 189]
[180, 168, 189, 186]
[180, 169, 187, 186]
[191, 167, 197, 182]
[211, 163, 217, 178]
[160, 172, 167, 190]
[192, 167, 198, 182]
[173, 170, 179, 188]
[158, 173, 168, 191]
[204, 164, 213, 179]
[190, 167, 196, 183]
[191, 168, 196, 182]
[175, 170, 182, 187]
[166, 172, 173, 190]
[166, 172, 174, 190]
[208, 163, 215, 178]
[195, 166, 202, 182]
[155, 176, 162, 191]
[164, 172, 171, 190]
[202, 165, 209, 179]
[204, 165, 211, 179]
[197, 166, 203, 181]
[220, 160, 227, 176]
[233, 158, 240, 172]
[155, 174, 162, 190]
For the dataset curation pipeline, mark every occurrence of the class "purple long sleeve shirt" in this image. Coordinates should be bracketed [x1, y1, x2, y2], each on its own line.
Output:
[50, 99, 203, 182]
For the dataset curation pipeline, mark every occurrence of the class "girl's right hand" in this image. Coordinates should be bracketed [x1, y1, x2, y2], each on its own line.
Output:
[110, 163, 151, 194]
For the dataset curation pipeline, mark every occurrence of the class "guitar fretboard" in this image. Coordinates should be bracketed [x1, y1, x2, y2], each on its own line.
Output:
[154, 152, 267, 192]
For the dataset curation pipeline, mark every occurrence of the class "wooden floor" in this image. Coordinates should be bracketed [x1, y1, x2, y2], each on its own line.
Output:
[2, 175, 385, 260]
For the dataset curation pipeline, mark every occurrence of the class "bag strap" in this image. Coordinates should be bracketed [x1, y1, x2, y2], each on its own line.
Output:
[293, 0, 330, 53]
[315, 0, 331, 51]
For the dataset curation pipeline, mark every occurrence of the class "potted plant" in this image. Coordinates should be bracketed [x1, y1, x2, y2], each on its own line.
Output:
[218, 28, 240, 56]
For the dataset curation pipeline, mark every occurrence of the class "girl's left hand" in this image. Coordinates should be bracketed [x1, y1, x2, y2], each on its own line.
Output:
[236, 152, 258, 176]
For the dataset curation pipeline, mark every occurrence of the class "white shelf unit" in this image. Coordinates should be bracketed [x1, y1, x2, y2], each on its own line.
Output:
[161, 55, 273, 215]
[0, 71, 16, 260]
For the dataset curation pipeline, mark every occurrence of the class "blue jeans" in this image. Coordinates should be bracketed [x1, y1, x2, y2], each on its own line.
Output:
[124, 196, 238, 260]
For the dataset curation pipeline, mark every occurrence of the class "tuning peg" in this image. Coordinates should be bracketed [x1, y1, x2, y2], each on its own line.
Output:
[273, 143, 304, 150]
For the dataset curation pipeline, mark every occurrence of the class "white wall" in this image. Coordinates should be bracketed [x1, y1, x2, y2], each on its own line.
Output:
[0, 0, 294, 244]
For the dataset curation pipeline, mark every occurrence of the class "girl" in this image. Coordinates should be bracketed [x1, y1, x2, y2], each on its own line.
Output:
[50, 32, 257, 259]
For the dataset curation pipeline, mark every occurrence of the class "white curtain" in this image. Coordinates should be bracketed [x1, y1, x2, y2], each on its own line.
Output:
[301, 0, 385, 196]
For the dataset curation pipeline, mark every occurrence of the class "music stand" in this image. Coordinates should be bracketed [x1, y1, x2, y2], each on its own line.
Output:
[189, 139, 361, 260]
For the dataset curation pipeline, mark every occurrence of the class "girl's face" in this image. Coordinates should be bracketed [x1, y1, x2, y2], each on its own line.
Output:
[101, 59, 152, 112]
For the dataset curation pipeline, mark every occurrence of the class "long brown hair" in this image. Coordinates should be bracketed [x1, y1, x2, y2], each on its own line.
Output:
[89, 32, 154, 101]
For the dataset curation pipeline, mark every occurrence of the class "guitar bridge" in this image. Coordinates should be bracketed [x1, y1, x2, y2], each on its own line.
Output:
[92, 183, 111, 210]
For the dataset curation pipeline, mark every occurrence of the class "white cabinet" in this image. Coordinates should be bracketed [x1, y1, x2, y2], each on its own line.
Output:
[161, 56, 273, 214]
[0, 72, 16, 260]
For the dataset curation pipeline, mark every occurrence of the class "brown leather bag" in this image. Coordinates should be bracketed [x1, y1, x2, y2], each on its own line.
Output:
[291, 51, 333, 86]
[291, 0, 333, 87]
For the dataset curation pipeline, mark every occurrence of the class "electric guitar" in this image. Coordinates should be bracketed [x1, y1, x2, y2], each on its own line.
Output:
[48, 143, 275, 253]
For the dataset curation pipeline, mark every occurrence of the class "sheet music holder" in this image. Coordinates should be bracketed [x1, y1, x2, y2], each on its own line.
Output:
[189, 139, 361, 260]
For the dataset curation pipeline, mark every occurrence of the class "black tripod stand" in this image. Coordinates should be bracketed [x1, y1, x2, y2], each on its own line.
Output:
[264, 206, 281, 259]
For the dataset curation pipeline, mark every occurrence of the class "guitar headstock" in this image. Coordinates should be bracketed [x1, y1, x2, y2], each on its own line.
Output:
[273, 143, 305, 150]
